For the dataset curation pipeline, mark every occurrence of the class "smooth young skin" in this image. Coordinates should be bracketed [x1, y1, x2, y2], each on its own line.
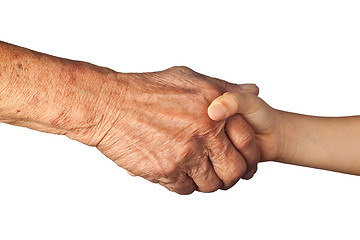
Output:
[0, 41, 260, 194]
[208, 92, 360, 175]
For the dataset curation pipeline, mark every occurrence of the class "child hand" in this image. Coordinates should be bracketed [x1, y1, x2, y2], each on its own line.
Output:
[208, 91, 283, 179]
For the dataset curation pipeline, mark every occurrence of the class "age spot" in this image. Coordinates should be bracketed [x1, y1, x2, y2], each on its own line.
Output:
[60, 65, 78, 85]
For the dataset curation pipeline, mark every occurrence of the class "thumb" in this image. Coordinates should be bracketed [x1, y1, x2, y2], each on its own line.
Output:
[207, 92, 271, 132]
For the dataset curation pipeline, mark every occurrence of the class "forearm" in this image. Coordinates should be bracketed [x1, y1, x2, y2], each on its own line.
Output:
[0, 41, 125, 145]
[278, 111, 360, 175]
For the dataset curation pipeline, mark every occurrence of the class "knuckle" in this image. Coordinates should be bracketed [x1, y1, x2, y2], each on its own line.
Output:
[161, 161, 179, 178]
[205, 85, 223, 102]
[188, 162, 208, 180]
[223, 160, 246, 190]
[226, 115, 257, 151]
[162, 177, 197, 195]
[177, 140, 198, 162]
[151, 162, 179, 182]
[196, 79, 222, 100]
[236, 129, 256, 150]
[167, 66, 194, 74]
[215, 78, 228, 92]
[196, 119, 225, 138]
[202, 181, 223, 193]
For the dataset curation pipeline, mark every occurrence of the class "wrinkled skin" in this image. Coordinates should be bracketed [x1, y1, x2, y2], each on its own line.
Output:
[87, 66, 260, 194]
[0, 40, 259, 195]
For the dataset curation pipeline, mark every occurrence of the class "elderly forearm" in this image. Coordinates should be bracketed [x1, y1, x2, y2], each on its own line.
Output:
[0, 41, 125, 144]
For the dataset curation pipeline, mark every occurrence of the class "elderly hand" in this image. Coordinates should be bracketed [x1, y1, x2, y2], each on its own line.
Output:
[75, 67, 259, 194]
[0, 42, 258, 194]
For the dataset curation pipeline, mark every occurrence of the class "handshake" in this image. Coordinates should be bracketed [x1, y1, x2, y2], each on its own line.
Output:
[1, 41, 358, 194]
[91, 66, 360, 194]
[98, 66, 266, 194]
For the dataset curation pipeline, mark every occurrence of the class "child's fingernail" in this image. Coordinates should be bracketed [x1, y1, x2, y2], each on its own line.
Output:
[209, 104, 227, 120]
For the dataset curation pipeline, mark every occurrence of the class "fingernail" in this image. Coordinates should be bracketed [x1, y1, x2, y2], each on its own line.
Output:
[209, 104, 227, 120]
[238, 84, 259, 95]
[239, 83, 258, 89]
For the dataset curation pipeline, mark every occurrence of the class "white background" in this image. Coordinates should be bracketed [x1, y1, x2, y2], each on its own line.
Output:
[1, 1, 359, 239]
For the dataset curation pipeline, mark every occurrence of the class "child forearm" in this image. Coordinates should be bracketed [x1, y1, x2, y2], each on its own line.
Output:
[277, 111, 360, 175]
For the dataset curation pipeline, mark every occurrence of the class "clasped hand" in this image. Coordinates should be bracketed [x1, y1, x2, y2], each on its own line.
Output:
[78, 66, 260, 194]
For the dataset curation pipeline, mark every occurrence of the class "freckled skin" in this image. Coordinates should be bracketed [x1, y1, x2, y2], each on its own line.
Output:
[29, 96, 40, 105]
[0, 41, 112, 137]
[0, 41, 260, 194]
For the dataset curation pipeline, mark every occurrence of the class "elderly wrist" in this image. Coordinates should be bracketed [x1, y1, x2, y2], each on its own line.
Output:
[62, 70, 131, 146]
